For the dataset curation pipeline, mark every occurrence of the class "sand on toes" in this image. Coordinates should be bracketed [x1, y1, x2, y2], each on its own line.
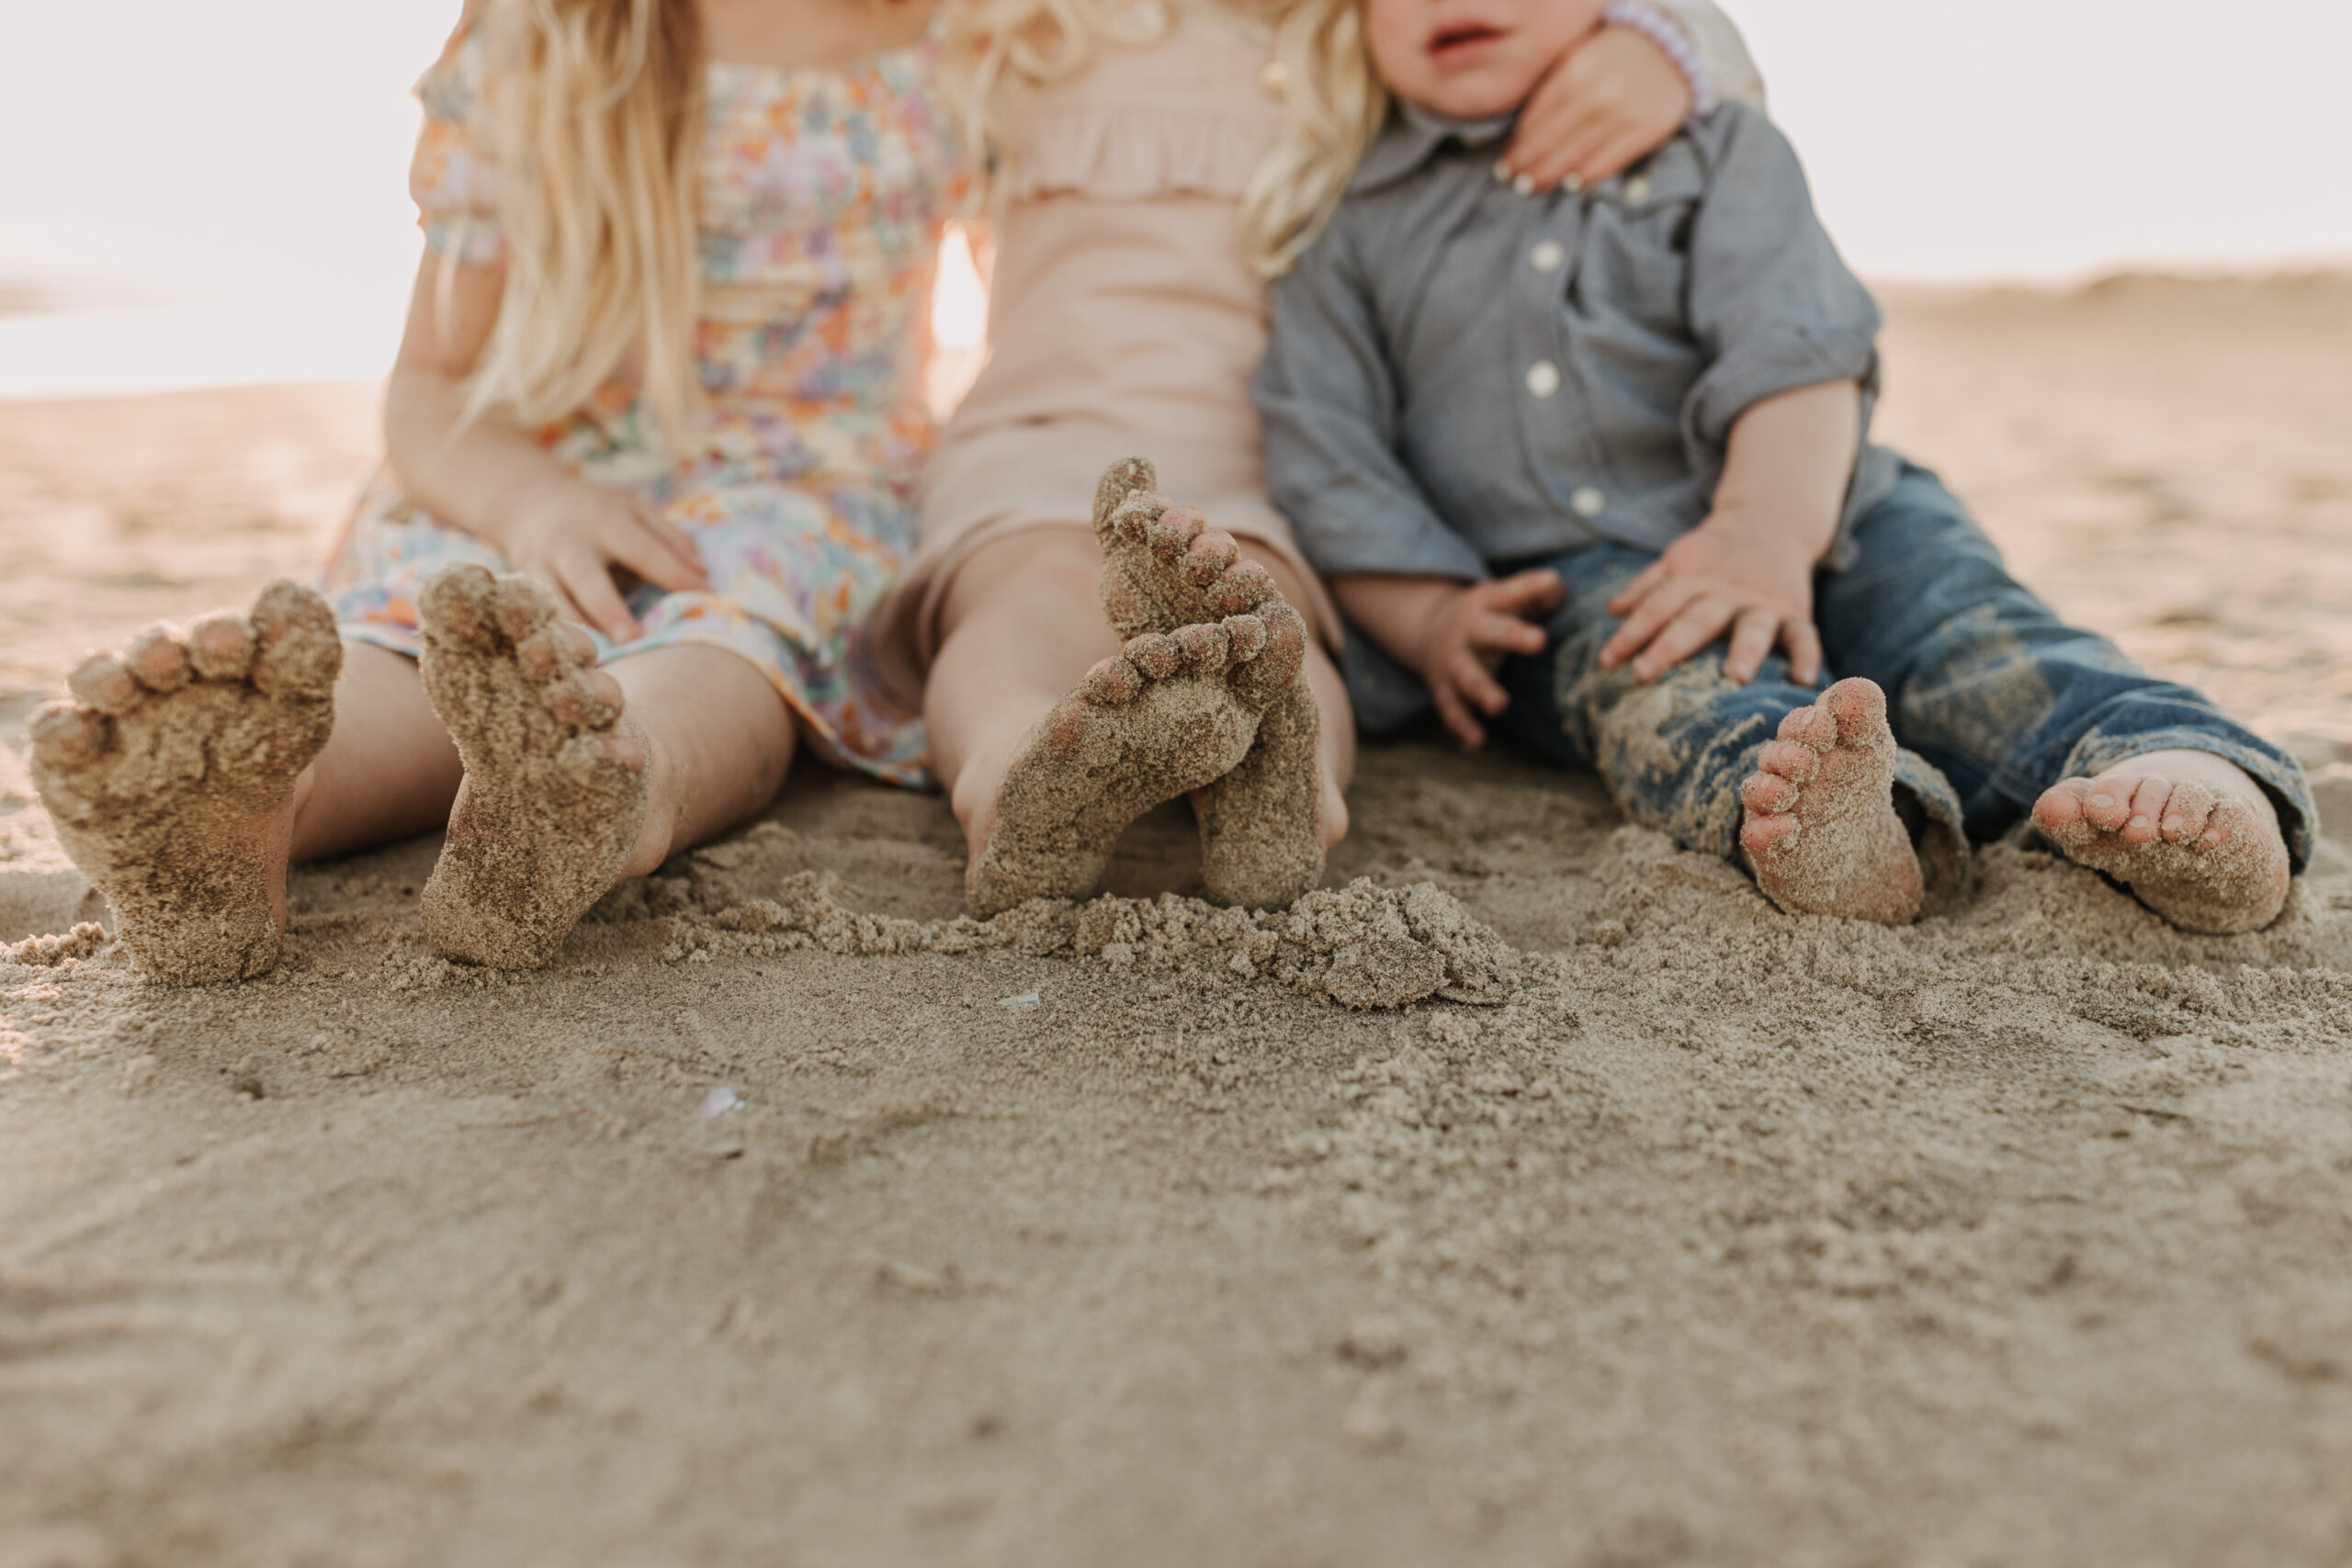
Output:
[967, 615, 1287, 919]
[2030, 752, 2291, 934]
[1738, 677, 1924, 925]
[417, 565, 650, 969]
[1091, 457, 1325, 908]
[27, 580, 342, 985]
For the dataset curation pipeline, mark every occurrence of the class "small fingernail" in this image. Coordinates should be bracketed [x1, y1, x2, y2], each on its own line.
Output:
[1492, 158, 1511, 183]
[1511, 174, 1536, 197]
[2130, 816, 2150, 830]
[1560, 174, 1583, 194]
[2089, 794, 2114, 808]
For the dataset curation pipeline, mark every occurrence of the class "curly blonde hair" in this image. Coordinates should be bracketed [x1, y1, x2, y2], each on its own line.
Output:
[1237, 0, 1386, 276]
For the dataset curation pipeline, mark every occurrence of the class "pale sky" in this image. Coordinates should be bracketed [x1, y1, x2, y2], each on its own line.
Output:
[1, 0, 2346, 395]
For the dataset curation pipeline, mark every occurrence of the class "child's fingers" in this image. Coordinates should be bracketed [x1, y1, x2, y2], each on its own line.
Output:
[1781, 618, 1826, 687]
[1449, 649, 1511, 717]
[625, 504, 711, 589]
[555, 556, 640, 643]
[1430, 680, 1488, 749]
[1600, 576, 1701, 668]
[1490, 567, 1566, 616]
[1509, 101, 1611, 191]
[1722, 608, 1779, 685]
[608, 526, 709, 596]
[1630, 595, 1733, 682]
[1604, 559, 1668, 617]
[1570, 121, 1671, 189]
[1468, 609, 1549, 657]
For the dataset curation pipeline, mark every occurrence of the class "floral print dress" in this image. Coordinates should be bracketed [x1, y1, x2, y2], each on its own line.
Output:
[324, 22, 969, 786]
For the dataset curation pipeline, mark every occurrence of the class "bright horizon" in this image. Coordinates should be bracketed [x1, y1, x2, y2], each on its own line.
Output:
[2, 0, 2346, 397]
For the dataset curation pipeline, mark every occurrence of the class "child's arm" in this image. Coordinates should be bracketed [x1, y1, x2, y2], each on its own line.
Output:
[382, 258, 708, 641]
[1598, 107, 1886, 685]
[1256, 220, 1563, 746]
[1598, 379, 1857, 684]
[1499, 0, 1765, 194]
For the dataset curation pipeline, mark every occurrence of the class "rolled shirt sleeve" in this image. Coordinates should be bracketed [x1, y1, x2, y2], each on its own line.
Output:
[1679, 107, 1881, 453]
[1679, 107, 1897, 564]
[1256, 217, 1493, 584]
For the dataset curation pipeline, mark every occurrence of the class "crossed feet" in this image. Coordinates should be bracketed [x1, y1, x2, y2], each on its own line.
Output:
[965, 457, 1327, 917]
[28, 565, 651, 984]
[1737, 677, 2291, 934]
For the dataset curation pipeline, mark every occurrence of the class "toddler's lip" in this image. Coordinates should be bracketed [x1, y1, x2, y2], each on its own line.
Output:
[1428, 20, 1507, 62]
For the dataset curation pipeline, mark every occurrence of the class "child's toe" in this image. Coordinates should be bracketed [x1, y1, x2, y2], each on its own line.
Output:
[124, 626, 194, 694]
[68, 655, 143, 716]
[29, 701, 107, 767]
[1756, 739, 1818, 783]
[187, 613, 257, 681]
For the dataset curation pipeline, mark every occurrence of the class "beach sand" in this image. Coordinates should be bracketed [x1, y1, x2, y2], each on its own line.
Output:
[4, 275, 2350, 1567]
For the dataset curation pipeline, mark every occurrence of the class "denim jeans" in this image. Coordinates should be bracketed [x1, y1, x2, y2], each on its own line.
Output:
[1343, 463, 2315, 893]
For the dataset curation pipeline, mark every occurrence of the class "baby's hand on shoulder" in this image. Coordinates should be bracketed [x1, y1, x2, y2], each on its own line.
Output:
[1498, 17, 1693, 196]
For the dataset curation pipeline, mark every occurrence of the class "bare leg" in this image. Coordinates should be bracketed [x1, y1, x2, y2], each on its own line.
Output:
[413, 566, 795, 967]
[926, 526, 1351, 899]
[2030, 750, 2290, 933]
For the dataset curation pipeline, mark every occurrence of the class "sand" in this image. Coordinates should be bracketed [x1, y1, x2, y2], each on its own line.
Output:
[4, 275, 2352, 1566]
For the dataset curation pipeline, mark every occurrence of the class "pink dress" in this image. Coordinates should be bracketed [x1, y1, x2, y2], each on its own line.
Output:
[327, 21, 972, 786]
[873, 7, 1342, 701]
[871, 0, 1759, 703]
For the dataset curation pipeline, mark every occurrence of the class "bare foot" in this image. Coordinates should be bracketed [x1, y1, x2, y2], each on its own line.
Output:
[1737, 677, 1924, 925]
[417, 565, 650, 969]
[2031, 750, 2290, 933]
[967, 616, 1290, 918]
[1091, 457, 1327, 907]
[28, 581, 342, 984]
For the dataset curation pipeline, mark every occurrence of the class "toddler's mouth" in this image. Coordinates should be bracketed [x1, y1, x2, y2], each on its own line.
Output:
[1427, 21, 1506, 63]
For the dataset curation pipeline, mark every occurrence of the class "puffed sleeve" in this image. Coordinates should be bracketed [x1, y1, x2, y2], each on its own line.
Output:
[410, 12, 504, 265]
[1649, 0, 1767, 112]
[1255, 214, 1491, 586]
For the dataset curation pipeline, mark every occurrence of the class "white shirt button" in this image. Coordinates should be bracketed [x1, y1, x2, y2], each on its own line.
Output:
[1571, 486, 1607, 518]
[1524, 360, 1561, 399]
[1528, 239, 1566, 274]
[1623, 175, 1651, 205]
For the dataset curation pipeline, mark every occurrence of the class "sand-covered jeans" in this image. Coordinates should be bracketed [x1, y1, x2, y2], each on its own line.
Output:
[1343, 463, 2316, 898]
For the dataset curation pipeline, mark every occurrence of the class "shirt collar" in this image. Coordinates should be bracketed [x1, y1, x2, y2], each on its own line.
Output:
[1349, 100, 1517, 195]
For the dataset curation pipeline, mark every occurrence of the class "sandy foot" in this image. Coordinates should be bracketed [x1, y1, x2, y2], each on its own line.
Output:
[26, 581, 342, 984]
[1091, 458, 1324, 908]
[2031, 749, 2291, 933]
[1738, 678, 1925, 925]
[417, 565, 649, 969]
[967, 616, 1287, 918]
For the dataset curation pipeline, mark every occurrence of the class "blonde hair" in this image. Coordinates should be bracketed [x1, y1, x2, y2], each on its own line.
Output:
[465, 0, 706, 448]
[1238, 0, 1385, 276]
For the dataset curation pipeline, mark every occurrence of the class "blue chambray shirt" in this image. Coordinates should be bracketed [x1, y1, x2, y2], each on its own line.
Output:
[1255, 101, 1902, 583]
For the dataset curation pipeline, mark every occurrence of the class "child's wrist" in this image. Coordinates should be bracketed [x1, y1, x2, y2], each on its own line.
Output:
[1600, 0, 1716, 119]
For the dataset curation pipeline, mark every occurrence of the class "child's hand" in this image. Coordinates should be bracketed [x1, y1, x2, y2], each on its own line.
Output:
[1600, 513, 1823, 685]
[500, 479, 710, 642]
[1414, 570, 1566, 747]
[1498, 21, 1693, 194]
